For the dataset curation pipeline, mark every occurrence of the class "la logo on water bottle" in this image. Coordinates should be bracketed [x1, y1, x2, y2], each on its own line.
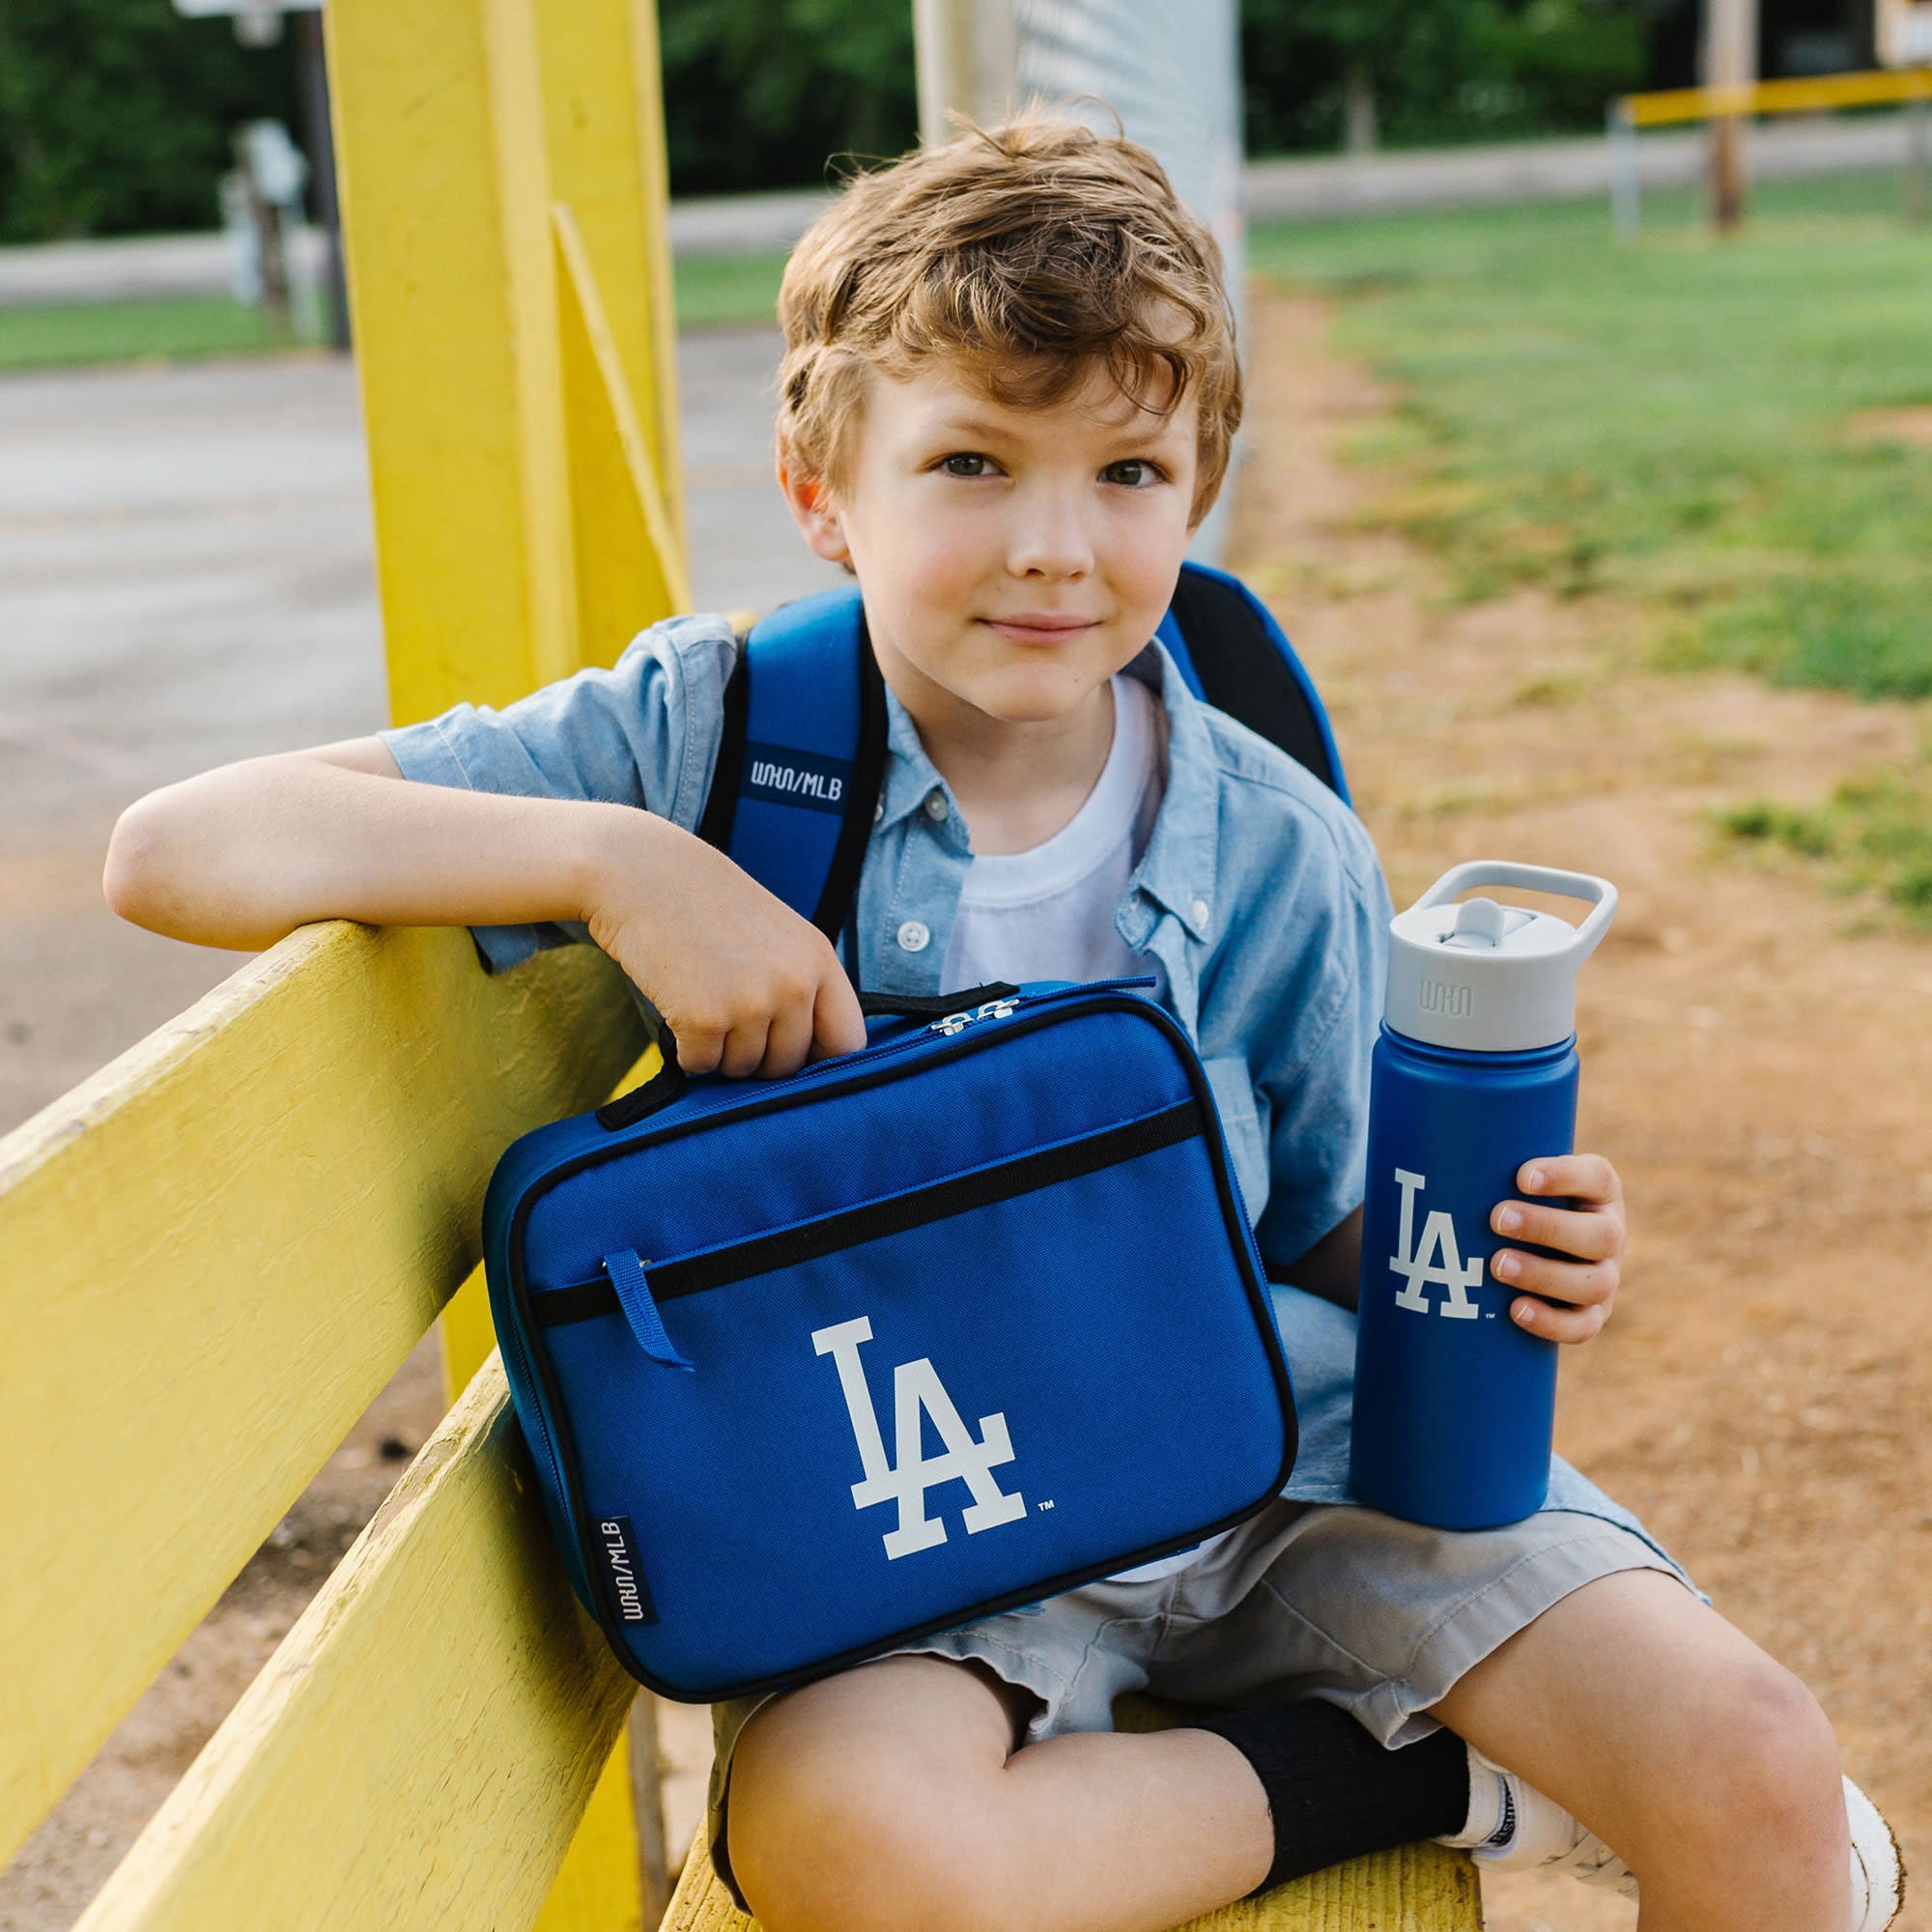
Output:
[1387, 1169, 1484, 1320]
[812, 1318, 1028, 1559]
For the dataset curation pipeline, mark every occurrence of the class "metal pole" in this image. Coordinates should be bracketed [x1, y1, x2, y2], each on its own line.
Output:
[1706, 0, 1757, 231]
[294, 10, 351, 351]
[1608, 99, 1640, 238]
[1908, 93, 1931, 224]
[914, 0, 1019, 144]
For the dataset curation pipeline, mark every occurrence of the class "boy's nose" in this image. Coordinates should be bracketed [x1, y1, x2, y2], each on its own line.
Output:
[1006, 492, 1094, 580]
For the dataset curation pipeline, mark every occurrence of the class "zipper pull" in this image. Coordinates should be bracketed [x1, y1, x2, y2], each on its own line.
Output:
[603, 1248, 696, 1372]
[927, 995, 1019, 1037]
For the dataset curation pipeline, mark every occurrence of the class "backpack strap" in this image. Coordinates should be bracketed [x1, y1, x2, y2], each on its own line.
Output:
[1155, 560, 1350, 804]
[696, 562, 1347, 945]
[696, 584, 888, 938]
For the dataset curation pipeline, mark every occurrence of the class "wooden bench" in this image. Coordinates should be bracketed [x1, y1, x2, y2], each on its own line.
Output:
[0, 1, 1484, 1920]
[0, 914, 1477, 1929]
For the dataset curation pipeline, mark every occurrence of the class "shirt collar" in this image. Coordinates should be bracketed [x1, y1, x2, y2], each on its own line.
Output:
[873, 639, 1223, 944]
[876, 685, 951, 832]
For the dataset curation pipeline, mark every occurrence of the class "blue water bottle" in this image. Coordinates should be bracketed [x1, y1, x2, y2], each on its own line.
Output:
[1349, 861, 1617, 1530]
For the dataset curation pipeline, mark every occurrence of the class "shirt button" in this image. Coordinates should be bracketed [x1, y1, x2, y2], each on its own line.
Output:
[873, 799, 885, 824]
[923, 789, 948, 821]
[896, 920, 931, 953]
[1190, 898, 1210, 926]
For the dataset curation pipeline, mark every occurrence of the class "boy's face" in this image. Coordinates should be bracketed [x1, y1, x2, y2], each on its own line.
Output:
[781, 361, 1200, 734]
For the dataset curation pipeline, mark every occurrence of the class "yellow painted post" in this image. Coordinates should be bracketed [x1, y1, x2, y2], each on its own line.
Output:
[324, 0, 576, 723]
[534, 0, 687, 566]
[322, 0, 689, 1918]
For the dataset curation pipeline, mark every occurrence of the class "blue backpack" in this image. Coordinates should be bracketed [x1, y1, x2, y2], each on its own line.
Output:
[692, 559, 1348, 965]
[481, 562, 1347, 1701]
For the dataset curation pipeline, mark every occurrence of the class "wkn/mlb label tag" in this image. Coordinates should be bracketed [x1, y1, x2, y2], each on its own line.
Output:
[595, 1515, 658, 1625]
[743, 742, 852, 815]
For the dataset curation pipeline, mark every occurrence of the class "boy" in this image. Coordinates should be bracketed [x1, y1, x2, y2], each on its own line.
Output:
[106, 120, 1898, 1932]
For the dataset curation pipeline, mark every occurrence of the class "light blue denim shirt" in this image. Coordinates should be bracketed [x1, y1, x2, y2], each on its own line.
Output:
[383, 611, 1660, 1544]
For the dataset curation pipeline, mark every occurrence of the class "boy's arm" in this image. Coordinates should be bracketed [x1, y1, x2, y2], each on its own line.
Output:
[103, 737, 867, 1078]
[1269, 1206, 1362, 1312]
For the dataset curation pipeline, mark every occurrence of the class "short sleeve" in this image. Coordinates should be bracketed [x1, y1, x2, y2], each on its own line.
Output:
[379, 613, 737, 972]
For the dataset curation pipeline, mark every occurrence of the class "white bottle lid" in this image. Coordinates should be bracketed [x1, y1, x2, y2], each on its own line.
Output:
[1385, 861, 1617, 1053]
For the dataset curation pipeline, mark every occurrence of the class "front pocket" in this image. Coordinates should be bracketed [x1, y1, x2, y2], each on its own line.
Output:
[537, 1086, 1291, 1694]
[531, 1096, 1203, 1333]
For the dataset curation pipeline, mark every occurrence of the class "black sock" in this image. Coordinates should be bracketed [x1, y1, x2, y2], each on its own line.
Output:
[1192, 1700, 1470, 1896]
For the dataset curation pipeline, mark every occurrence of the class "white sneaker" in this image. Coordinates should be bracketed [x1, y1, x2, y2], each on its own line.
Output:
[1844, 1775, 1907, 1932]
[1436, 1746, 1905, 1929]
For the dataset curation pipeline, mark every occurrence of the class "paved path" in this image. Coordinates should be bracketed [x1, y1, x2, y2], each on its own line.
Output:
[0, 331, 838, 1133]
[2, 115, 1920, 308]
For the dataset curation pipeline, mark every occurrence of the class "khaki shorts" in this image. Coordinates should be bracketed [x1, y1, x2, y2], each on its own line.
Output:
[704, 1496, 1689, 1907]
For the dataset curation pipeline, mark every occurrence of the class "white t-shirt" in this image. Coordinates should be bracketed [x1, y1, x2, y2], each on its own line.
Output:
[939, 672, 1215, 1586]
[940, 672, 1161, 996]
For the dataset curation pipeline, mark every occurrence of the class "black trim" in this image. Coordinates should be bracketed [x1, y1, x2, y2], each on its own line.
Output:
[856, 981, 1019, 1021]
[810, 625, 887, 941]
[695, 644, 749, 854]
[535, 1099, 1199, 1328]
[533, 1276, 621, 1327]
[501, 990, 1298, 1704]
[594, 1053, 689, 1132]
[1168, 569, 1338, 793]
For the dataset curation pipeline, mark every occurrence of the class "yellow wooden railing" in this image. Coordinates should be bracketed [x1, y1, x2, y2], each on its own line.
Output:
[0, 2, 1481, 1924]
[1606, 63, 1932, 232]
[1618, 64, 1932, 128]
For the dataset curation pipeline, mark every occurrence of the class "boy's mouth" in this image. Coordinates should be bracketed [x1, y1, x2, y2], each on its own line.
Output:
[981, 613, 1099, 646]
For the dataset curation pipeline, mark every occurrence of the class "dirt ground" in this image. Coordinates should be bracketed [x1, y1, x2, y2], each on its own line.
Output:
[8, 292, 1931, 1929]
[1227, 290, 1932, 1930]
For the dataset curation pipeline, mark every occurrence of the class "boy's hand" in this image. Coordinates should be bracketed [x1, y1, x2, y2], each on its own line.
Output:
[586, 813, 867, 1080]
[1489, 1154, 1625, 1346]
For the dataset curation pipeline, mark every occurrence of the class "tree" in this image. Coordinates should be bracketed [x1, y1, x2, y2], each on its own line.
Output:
[0, 0, 297, 242]
[1241, 0, 1647, 156]
[659, 0, 916, 197]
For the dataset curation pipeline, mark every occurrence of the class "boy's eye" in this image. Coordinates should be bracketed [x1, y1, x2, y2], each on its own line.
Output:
[1101, 459, 1160, 487]
[940, 452, 994, 477]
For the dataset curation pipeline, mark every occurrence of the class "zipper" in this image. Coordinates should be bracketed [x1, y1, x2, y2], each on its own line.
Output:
[687, 976, 1161, 1106]
[497, 1297, 573, 1527]
[532, 1096, 1201, 1327]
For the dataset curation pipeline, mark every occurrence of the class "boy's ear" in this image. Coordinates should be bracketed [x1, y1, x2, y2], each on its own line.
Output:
[777, 454, 852, 567]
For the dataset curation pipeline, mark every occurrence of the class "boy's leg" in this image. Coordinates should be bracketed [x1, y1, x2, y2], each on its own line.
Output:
[727, 1651, 1273, 1932]
[1430, 1568, 1850, 1932]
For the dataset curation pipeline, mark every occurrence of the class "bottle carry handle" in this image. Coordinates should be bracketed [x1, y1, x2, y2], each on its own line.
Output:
[1410, 862, 1618, 964]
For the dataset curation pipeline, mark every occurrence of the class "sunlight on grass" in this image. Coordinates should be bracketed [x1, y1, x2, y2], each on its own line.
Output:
[1250, 169, 1932, 701]
[1252, 168, 1932, 928]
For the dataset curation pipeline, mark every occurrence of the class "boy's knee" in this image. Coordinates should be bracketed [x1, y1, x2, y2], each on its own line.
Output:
[735, 1762, 1017, 1932]
[1683, 1653, 1841, 1849]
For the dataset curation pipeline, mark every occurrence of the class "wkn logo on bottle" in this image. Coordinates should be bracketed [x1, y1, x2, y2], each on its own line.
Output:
[812, 1317, 1028, 1559]
[1386, 1168, 1485, 1320]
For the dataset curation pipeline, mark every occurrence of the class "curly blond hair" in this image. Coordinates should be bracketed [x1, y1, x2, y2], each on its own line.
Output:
[777, 114, 1242, 527]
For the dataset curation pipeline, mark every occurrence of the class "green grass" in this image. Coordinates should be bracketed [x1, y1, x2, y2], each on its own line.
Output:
[1251, 171, 1932, 926]
[673, 249, 788, 331]
[1719, 758, 1932, 926]
[1250, 170, 1932, 703]
[0, 248, 790, 375]
[0, 295, 322, 371]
